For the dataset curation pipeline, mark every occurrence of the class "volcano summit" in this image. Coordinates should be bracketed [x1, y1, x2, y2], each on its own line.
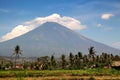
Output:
[0, 22, 119, 57]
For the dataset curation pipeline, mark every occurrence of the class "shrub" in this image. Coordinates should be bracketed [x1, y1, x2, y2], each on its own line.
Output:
[89, 77, 95, 80]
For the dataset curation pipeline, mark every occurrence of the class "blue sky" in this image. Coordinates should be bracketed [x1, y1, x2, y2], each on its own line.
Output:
[0, 0, 120, 49]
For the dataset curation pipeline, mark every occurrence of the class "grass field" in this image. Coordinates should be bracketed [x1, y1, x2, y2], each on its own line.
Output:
[1, 76, 120, 80]
[0, 68, 120, 80]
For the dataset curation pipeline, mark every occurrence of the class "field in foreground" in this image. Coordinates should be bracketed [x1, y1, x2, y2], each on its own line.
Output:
[0, 69, 120, 80]
[1, 76, 120, 80]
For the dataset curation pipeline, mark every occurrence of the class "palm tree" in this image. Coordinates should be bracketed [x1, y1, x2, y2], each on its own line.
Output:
[13, 45, 22, 68]
[88, 46, 96, 62]
[78, 52, 83, 60]
[74, 54, 79, 69]
[89, 47, 96, 56]
[88, 47, 97, 68]
[61, 54, 66, 69]
[77, 52, 83, 69]
[83, 54, 88, 67]
[69, 52, 74, 69]
[50, 55, 56, 70]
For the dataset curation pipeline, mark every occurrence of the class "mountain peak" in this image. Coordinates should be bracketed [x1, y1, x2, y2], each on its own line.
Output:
[0, 22, 119, 57]
[43, 22, 61, 25]
[39, 22, 68, 30]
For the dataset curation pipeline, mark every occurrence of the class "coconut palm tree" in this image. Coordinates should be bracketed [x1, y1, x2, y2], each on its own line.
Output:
[13, 45, 22, 68]
[50, 55, 56, 70]
[78, 52, 83, 60]
[61, 54, 66, 69]
[69, 52, 74, 69]
[89, 47, 96, 56]
[88, 46, 96, 62]
[77, 52, 83, 69]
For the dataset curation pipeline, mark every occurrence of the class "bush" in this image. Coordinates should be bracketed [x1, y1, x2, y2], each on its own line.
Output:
[89, 77, 95, 80]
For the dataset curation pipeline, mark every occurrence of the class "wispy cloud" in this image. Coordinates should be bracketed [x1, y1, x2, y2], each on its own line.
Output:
[0, 8, 29, 15]
[0, 13, 86, 42]
[97, 23, 103, 28]
[103, 27, 113, 31]
[112, 41, 120, 49]
[0, 8, 9, 13]
[96, 23, 113, 31]
[101, 13, 114, 20]
[17, 10, 30, 15]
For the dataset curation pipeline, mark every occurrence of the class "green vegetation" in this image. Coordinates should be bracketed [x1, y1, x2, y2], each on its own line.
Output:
[0, 46, 120, 79]
[0, 68, 120, 77]
[0, 46, 120, 70]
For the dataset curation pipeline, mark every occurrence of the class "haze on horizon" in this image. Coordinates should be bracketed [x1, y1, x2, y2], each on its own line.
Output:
[0, 0, 120, 50]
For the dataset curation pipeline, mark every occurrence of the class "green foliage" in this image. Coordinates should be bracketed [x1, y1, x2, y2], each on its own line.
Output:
[0, 69, 120, 77]
[61, 54, 67, 69]
[69, 52, 74, 69]
[1, 46, 120, 71]
[89, 77, 95, 80]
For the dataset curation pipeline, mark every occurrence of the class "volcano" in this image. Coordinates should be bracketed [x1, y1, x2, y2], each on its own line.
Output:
[0, 22, 119, 57]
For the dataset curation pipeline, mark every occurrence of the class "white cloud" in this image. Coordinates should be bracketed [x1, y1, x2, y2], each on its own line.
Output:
[97, 24, 102, 28]
[0, 13, 86, 42]
[101, 13, 114, 20]
[112, 42, 120, 49]
[0, 25, 32, 42]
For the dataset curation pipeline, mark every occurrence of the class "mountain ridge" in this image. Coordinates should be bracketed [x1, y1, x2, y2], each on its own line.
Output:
[0, 22, 119, 57]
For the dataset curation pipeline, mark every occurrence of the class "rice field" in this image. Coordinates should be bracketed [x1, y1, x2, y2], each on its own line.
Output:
[0, 69, 120, 80]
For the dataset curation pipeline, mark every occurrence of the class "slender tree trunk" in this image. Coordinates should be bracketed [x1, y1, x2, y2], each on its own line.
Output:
[15, 54, 17, 68]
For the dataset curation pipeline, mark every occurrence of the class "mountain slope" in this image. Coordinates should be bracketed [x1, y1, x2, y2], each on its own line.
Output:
[0, 22, 119, 57]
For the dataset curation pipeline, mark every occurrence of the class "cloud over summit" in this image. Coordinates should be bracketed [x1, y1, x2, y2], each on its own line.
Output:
[0, 13, 86, 42]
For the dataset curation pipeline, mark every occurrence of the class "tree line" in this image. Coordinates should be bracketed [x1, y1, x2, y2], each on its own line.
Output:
[35, 46, 120, 70]
[0, 45, 120, 70]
